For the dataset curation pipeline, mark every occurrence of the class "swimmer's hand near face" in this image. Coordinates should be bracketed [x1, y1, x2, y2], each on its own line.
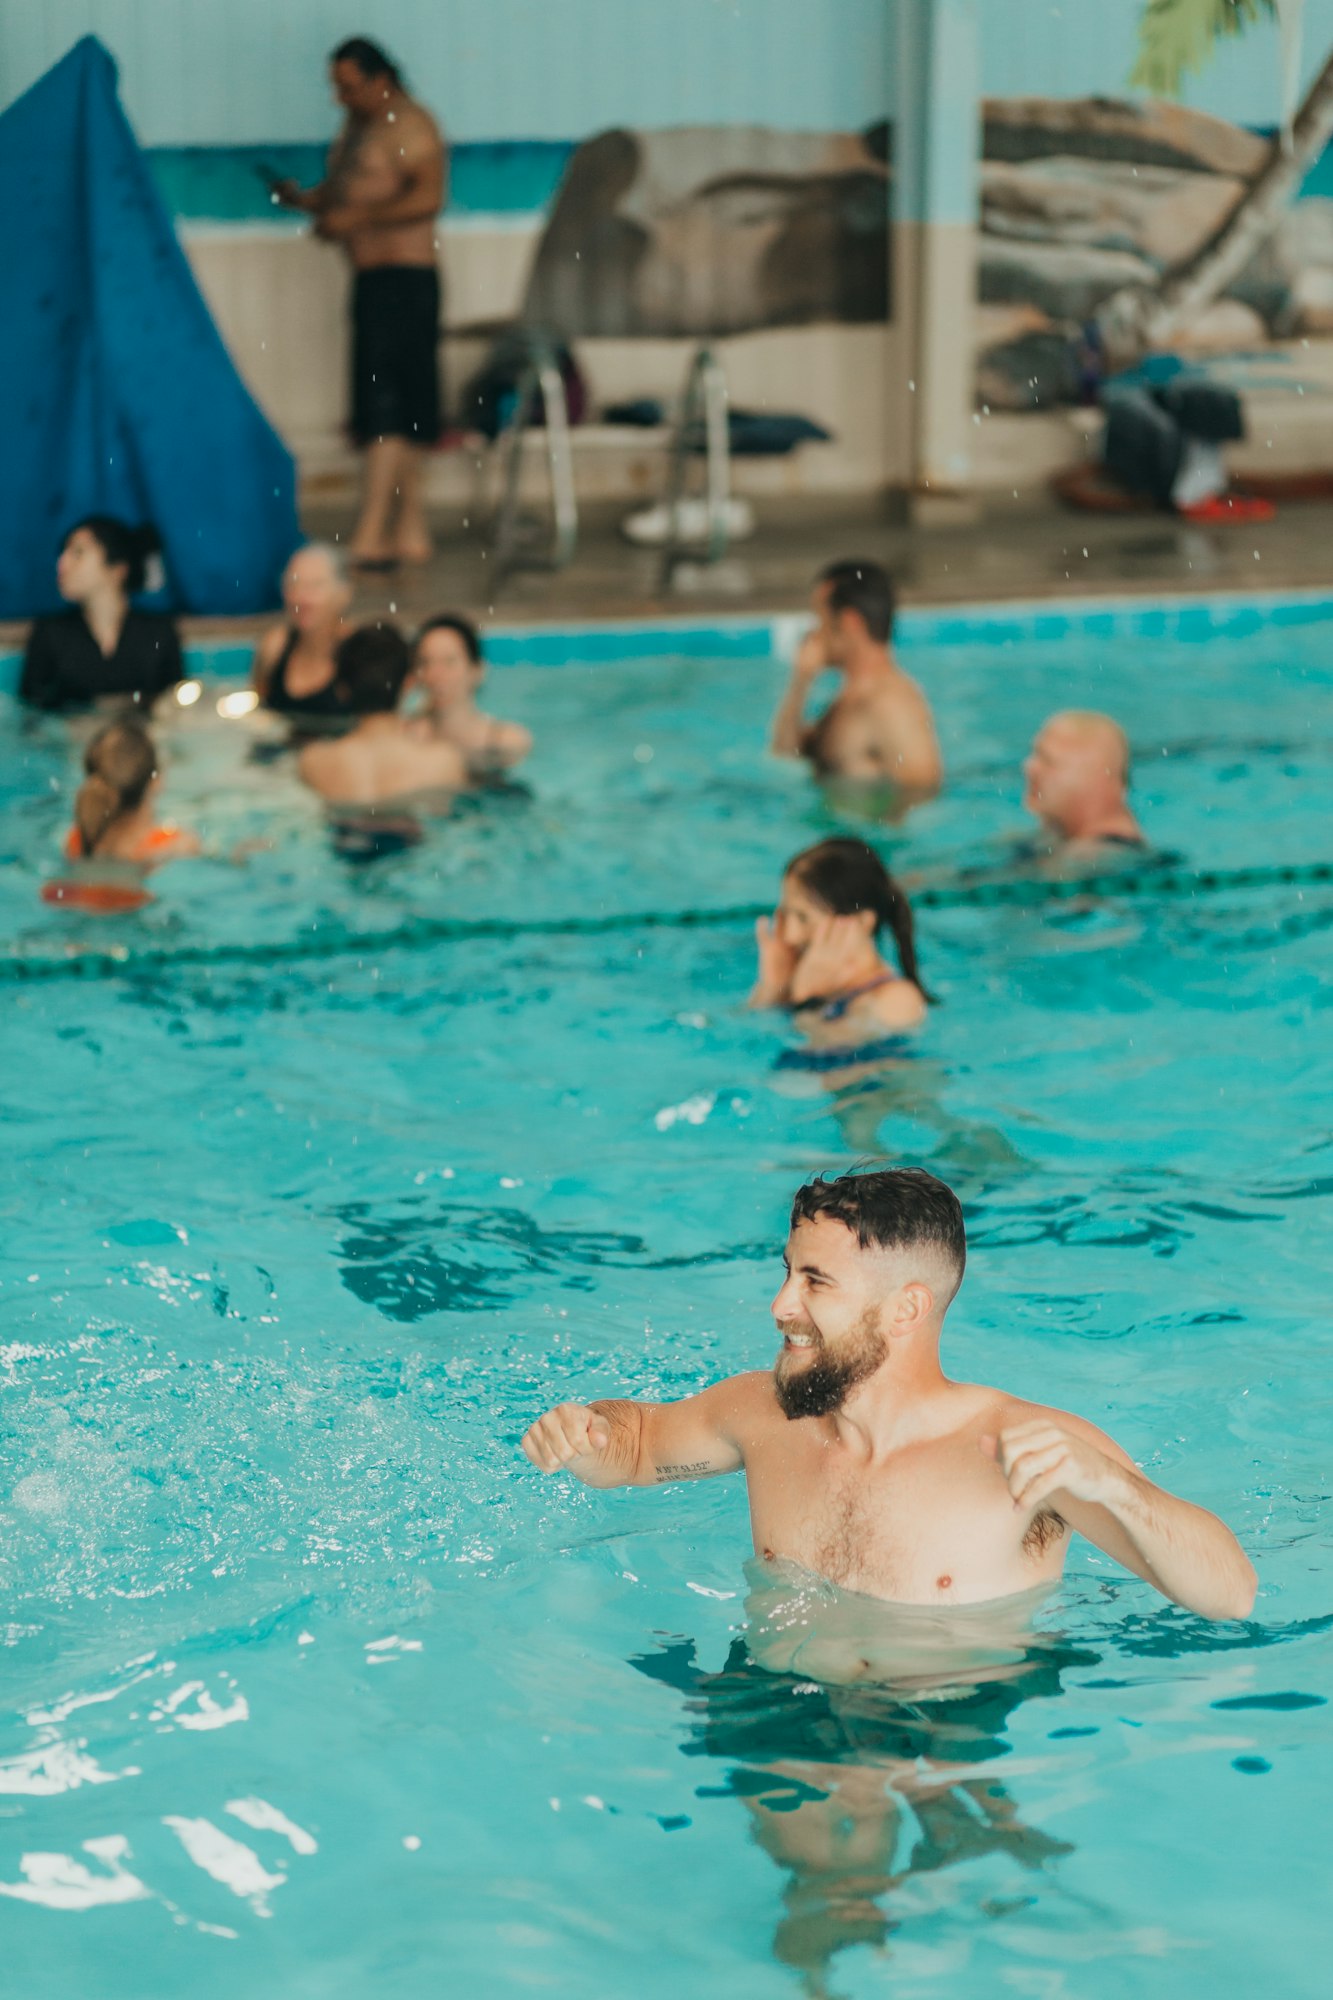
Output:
[750, 916, 798, 1008]
[787, 913, 868, 1006]
[793, 630, 828, 683]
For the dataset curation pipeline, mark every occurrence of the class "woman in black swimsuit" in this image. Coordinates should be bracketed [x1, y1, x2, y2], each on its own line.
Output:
[750, 838, 934, 1048]
[252, 543, 353, 721]
[19, 518, 182, 712]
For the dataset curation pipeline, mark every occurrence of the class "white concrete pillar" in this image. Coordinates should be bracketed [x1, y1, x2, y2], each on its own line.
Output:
[891, 0, 980, 517]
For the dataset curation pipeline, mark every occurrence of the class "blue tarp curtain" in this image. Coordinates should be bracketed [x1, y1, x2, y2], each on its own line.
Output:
[0, 36, 299, 618]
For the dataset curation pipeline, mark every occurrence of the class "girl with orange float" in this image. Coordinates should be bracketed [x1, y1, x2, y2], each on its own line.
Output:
[43, 722, 199, 913]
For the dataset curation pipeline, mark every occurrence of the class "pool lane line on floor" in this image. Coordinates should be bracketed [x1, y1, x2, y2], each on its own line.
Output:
[4, 859, 1332, 985]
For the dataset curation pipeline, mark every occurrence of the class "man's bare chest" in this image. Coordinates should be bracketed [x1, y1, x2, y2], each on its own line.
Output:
[810, 695, 887, 768]
[745, 1439, 1062, 1603]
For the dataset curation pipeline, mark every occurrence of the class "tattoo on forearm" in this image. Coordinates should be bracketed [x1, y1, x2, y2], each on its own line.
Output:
[654, 1461, 714, 1483]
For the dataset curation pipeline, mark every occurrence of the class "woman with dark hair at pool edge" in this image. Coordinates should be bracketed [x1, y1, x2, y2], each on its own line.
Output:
[19, 518, 183, 712]
[750, 839, 933, 1048]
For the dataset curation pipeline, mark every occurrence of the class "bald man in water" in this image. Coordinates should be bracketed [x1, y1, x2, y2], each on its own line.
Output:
[1023, 710, 1144, 856]
[523, 1169, 1255, 1627]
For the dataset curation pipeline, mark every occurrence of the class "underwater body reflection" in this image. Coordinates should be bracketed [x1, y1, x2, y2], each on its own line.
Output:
[636, 1563, 1095, 1996]
[773, 1042, 1034, 1185]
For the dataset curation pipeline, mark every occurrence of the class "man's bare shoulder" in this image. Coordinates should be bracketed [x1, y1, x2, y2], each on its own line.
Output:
[394, 100, 445, 159]
[875, 664, 934, 722]
[411, 735, 468, 790]
[694, 1369, 781, 1432]
[297, 739, 343, 794]
[977, 1385, 1137, 1469]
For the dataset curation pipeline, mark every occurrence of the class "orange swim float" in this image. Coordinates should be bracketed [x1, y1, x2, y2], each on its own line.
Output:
[41, 878, 153, 914]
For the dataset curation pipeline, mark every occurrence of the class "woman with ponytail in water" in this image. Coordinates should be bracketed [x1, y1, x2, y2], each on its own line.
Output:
[20, 518, 182, 712]
[63, 723, 198, 867]
[750, 838, 933, 1048]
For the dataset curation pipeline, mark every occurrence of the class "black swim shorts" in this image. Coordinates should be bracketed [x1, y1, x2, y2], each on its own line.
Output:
[350, 266, 441, 446]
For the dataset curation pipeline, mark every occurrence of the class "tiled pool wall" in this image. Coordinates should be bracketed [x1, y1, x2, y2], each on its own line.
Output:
[2, 590, 1332, 691]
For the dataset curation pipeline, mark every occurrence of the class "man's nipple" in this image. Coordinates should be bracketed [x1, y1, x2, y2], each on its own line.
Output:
[936, 1574, 952, 1591]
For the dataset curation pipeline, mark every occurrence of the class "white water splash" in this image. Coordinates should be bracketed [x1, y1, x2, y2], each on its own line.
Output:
[0, 1737, 138, 1797]
[654, 1092, 715, 1132]
[151, 1677, 249, 1731]
[0, 1835, 149, 1909]
[226, 1797, 317, 1856]
[164, 1816, 284, 1915]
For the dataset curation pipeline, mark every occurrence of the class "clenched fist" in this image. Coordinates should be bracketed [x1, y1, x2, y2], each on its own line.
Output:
[981, 1420, 1123, 1513]
[521, 1402, 612, 1475]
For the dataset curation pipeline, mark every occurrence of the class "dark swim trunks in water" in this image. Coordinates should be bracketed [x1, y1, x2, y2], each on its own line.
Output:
[351, 267, 442, 446]
[633, 1635, 1095, 1773]
[774, 1037, 913, 1074]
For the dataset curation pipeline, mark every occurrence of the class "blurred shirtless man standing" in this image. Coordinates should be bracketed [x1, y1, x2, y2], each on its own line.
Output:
[771, 561, 942, 804]
[278, 37, 447, 568]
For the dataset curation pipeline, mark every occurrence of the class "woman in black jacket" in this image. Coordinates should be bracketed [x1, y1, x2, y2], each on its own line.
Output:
[19, 517, 183, 711]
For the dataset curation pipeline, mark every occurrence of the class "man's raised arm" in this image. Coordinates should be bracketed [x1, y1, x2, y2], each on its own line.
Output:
[770, 633, 826, 757]
[986, 1415, 1257, 1622]
[521, 1376, 756, 1491]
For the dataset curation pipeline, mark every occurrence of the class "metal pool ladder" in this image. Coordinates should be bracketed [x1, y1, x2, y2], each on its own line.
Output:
[492, 335, 578, 585]
[659, 345, 732, 591]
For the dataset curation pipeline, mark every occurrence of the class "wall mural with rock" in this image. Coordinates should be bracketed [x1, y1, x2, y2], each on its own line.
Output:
[512, 96, 1331, 408]
[976, 95, 1333, 409]
[520, 124, 891, 338]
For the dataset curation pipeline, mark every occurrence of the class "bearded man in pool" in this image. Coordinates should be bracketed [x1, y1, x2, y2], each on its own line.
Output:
[523, 1168, 1256, 1623]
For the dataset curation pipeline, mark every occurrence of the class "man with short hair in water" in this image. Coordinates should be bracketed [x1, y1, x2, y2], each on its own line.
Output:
[1023, 709, 1144, 858]
[771, 561, 941, 801]
[276, 38, 446, 568]
[298, 623, 467, 806]
[523, 1168, 1255, 1627]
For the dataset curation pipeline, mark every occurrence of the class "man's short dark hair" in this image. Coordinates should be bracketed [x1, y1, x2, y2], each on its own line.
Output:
[335, 621, 411, 713]
[332, 36, 404, 88]
[818, 559, 895, 644]
[790, 1167, 965, 1294]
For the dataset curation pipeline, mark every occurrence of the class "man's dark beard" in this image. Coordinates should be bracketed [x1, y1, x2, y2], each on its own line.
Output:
[774, 1311, 888, 1420]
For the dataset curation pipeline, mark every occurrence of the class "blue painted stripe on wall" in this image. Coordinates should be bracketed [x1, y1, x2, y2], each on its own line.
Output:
[152, 141, 575, 224]
[151, 127, 1333, 230]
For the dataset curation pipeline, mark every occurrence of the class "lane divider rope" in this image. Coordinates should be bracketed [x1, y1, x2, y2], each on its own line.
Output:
[3, 859, 1331, 985]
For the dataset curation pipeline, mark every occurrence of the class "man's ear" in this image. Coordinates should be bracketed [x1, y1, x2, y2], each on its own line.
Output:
[891, 1280, 935, 1336]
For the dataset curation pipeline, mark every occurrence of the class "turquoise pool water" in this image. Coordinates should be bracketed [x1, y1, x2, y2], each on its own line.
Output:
[2, 601, 1331, 1996]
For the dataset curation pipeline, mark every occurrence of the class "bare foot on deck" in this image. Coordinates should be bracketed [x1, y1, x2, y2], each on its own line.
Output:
[347, 535, 398, 573]
[394, 527, 434, 565]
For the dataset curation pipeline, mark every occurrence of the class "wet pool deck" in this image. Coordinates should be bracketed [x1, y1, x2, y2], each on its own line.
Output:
[4, 492, 1331, 654]
[245, 491, 1333, 639]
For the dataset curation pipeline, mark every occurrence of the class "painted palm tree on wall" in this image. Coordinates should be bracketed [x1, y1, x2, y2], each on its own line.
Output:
[1100, 0, 1333, 354]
